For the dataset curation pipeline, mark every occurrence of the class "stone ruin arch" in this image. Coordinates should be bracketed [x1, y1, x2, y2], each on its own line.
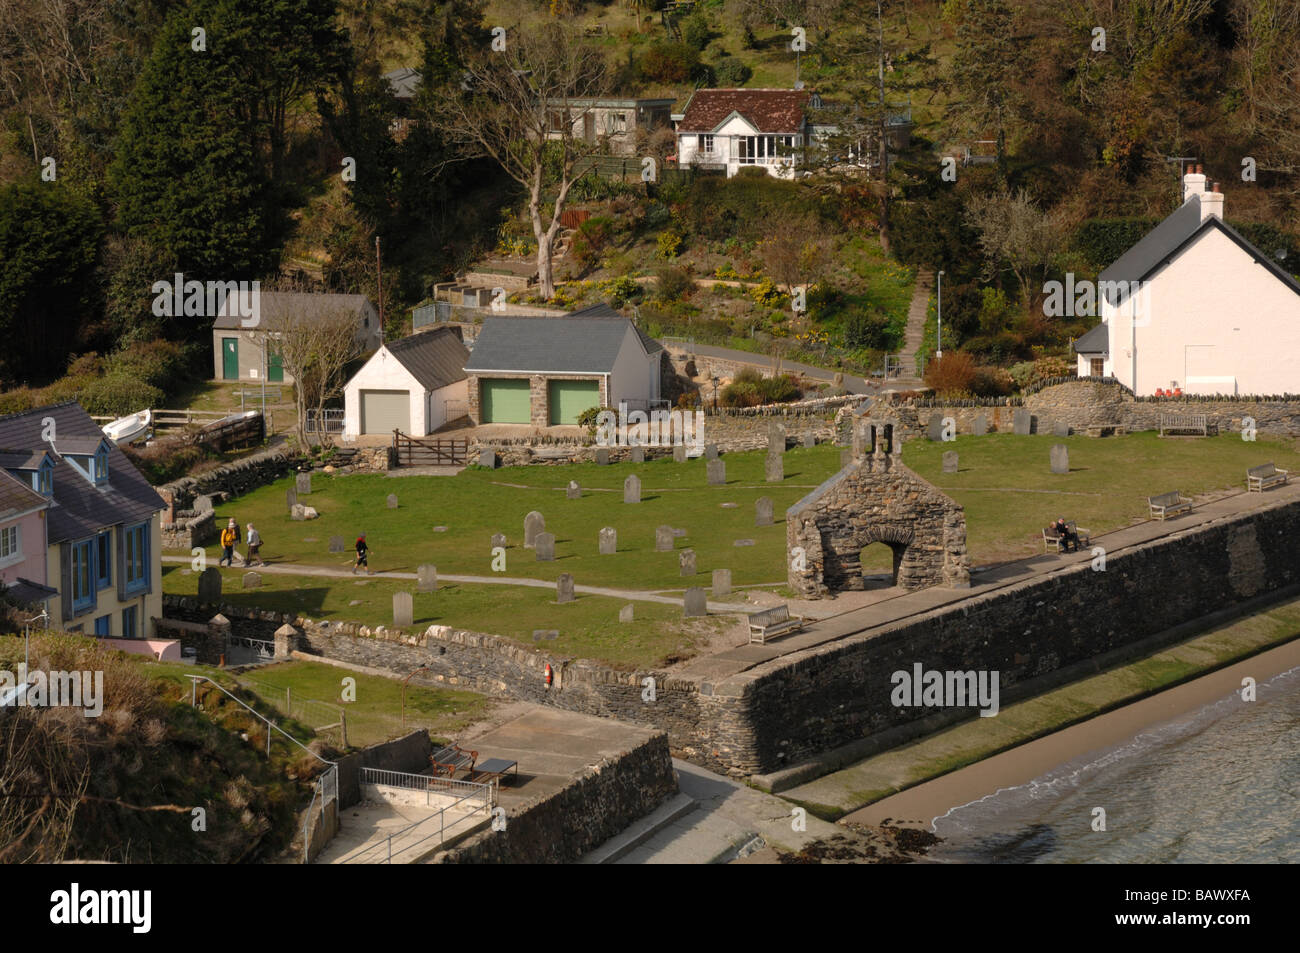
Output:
[786, 414, 971, 598]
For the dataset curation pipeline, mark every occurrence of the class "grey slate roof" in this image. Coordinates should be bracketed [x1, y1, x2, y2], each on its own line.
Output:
[0, 402, 166, 545]
[4, 577, 59, 606]
[386, 326, 469, 391]
[465, 304, 659, 374]
[212, 292, 375, 330]
[1072, 323, 1109, 354]
[383, 67, 423, 100]
[0, 467, 47, 522]
[569, 303, 664, 355]
[0, 449, 54, 471]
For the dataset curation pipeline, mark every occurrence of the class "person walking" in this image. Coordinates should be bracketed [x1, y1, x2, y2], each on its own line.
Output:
[220, 519, 239, 567]
[352, 534, 372, 575]
[245, 523, 262, 567]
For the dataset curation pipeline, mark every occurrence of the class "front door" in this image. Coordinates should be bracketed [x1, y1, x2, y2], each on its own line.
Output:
[222, 338, 239, 380]
[267, 347, 284, 382]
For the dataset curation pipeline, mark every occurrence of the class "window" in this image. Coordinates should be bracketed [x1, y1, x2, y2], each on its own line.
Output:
[1090, 358, 1104, 376]
[96, 530, 112, 590]
[123, 522, 149, 596]
[71, 539, 94, 613]
[93, 448, 108, 483]
[38, 467, 52, 495]
[94, 615, 111, 636]
[608, 112, 627, 134]
[697, 134, 714, 153]
[0, 525, 18, 561]
[122, 605, 137, 639]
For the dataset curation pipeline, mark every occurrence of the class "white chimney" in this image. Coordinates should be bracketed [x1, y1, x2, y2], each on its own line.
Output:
[1201, 181, 1224, 221]
[1182, 162, 1206, 204]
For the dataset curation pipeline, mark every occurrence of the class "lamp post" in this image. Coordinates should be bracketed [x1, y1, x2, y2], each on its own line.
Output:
[936, 269, 944, 360]
[22, 608, 49, 671]
[711, 376, 719, 411]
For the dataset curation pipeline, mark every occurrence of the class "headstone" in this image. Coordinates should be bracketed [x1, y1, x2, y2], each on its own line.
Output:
[556, 573, 574, 603]
[524, 511, 544, 548]
[768, 421, 786, 454]
[712, 569, 731, 598]
[630, 447, 645, 464]
[241, 571, 260, 589]
[491, 532, 507, 549]
[386, 493, 398, 509]
[302, 506, 319, 520]
[624, 475, 640, 503]
[841, 449, 853, 468]
[535, 532, 555, 561]
[1050, 444, 1069, 475]
[329, 535, 345, 553]
[942, 451, 958, 474]
[393, 592, 413, 628]
[1013, 409, 1032, 435]
[619, 604, 634, 623]
[756, 497, 774, 526]
[290, 503, 306, 521]
[296, 471, 312, 495]
[673, 444, 687, 463]
[432, 526, 448, 533]
[734, 539, 755, 546]
[417, 564, 437, 593]
[595, 448, 610, 466]
[705, 443, 719, 461]
[683, 587, 707, 617]
[480, 449, 497, 469]
[802, 432, 815, 448]
[285, 488, 297, 510]
[672, 528, 687, 537]
[1053, 419, 1070, 437]
[566, 480, 581, 499]
[927, 416, 945, 441]
[599, 527, 617, 555]
[655, 525, 674, 551]
[196, 494, 214, 513]
[707, 460, 725, 485]
[765, 453, 784, 482]
[533, 630, 559, 642]
[680, 549, 696, 576]
[972, 414, 989, 436]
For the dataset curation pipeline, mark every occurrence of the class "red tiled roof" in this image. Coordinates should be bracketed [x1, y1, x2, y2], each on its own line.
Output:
[678, 88, 810, 134]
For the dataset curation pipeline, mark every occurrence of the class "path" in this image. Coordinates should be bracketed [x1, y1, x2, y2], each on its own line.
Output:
[670, 341, 875, 394]
[890, 267, 931, 386]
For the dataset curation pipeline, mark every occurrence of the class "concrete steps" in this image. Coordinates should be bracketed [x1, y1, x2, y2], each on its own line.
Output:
[578, 793, 698, 864]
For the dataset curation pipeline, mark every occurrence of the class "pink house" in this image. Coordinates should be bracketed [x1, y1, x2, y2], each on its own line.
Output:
[0, 466, 56, 614]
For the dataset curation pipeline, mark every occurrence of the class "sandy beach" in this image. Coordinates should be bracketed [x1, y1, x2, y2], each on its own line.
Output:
[842, 635, 1300, 830]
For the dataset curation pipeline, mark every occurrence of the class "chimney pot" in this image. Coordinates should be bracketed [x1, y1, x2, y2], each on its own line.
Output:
[1213, 182, 1221, 193]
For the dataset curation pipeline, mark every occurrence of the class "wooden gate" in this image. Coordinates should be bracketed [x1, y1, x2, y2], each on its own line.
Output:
[391, 431, 468, 466]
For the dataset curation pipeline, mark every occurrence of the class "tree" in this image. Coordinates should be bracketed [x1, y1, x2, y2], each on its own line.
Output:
[436, 23, 607, 300]
[948, 0, 1025, 182]
[755, 214, 831, 292]
[964, 188, 1065, 312]
[267, 299, 364, 448]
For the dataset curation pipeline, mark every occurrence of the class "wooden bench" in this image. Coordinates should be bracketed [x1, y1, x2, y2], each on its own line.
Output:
[748, 605, 805, 644]
[429, 744, 477, 779]
[1041, 521, 1091, 553]
[1159, 414, 1217, 437]
[1247, 463, 1289, 492]
[1148, 491, 1193, 520]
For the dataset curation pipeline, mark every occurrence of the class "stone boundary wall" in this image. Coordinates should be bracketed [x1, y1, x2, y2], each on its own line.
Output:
[335, 729, 435, 808]
[430, 732, 677, 864]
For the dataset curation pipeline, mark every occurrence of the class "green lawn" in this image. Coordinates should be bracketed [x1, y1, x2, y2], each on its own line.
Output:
[163, 565, 731, 669]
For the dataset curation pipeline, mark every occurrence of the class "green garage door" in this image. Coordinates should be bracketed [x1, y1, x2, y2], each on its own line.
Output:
[481, 378, 531, 424]
[360, 389, 410, 434]
[548, 380, 600, 425]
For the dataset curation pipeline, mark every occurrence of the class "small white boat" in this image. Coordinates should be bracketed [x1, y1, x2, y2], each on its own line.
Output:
[102, 408, 152, 445]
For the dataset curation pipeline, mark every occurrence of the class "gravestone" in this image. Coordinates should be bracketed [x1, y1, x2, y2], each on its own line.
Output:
[1054, 420, 1070, 437]
[599, 527, 617, 555]
[672, 528, 688, 537]
[386, 494, 398, 509]
[655, 525, 675, 551]
[196, 495, 214, 514]
[712, 569, 731, 598]
[705, 444, 719, 461]
[707, 460, 725, 485]
[329, 535, 344, 553]
[535, 532, 555, 561]
[802, 432, 816, 448]
[679, 549, 696, 576]
[768, 421, 786, 454]
[630, 447, 645, 464]
[241, 572, 261, 589]
[533, 630, 559, 642]
[1050, 444, 1069, 475]
[972, 414, 989, 436]
[296, 471, 312, 495]
[756, 497, 774, 526]
[623, 475, 640, 504]
[566, 480, 581, 499]
[927, 416, 945, 441]
[595, 448, 610, 466]
[285, 489, 297, 510]
[673, 444, 687, 463]
[491, 532, 507, 549]
[524, 511, 544, 548]
[290, 504, 306, 521]
[683, 587, 707, 617]
[619, 604, 634, 623]
[480, 449, 497, 469]
[943, 451, 959, 474]
[765, 453, 784, 482]
[417, 564, 437, 593]
[1013, 409, 1032, 435]
[393, 592, 413, 628]
[733, 539, 755, 546]
[556, 573, 575, 603]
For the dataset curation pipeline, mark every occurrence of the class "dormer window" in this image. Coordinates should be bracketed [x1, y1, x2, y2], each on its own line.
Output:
[94, 447, 108, 484]
[37, 465, 52, 496]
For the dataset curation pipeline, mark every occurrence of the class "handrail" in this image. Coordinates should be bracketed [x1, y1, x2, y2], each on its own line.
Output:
[186, 674, 335, 766]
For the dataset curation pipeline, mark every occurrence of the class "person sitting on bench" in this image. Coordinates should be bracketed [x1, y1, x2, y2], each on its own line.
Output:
[1053, 517, 1078, 553]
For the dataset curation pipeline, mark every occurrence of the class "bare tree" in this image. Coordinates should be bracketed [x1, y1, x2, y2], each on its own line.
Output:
[755, 214, 832, 292]
[964, 188, 1065, 312]
[267, 303, 365, 449]
[437, 23, 607, 300]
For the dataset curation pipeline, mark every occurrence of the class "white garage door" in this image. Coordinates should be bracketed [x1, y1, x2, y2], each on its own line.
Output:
[360, 389, 410, 435]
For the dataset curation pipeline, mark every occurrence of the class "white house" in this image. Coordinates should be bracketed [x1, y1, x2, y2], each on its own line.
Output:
[1085, 166, 1300, 396]
[343, 326, 470, 437]
[675, 89, 810, 179]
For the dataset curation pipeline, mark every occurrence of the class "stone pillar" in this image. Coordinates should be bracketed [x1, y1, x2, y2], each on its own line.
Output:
[205, 613, 232, 666]
[273, 623, 300, 660]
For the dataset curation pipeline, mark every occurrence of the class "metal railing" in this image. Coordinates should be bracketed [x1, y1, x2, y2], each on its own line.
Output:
[306, 408, 344, 434]
[340, 767, 494, 864]
[361, 767, 494, 808]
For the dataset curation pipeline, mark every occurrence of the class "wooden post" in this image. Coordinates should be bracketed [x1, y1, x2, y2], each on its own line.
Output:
[286, 686, 291, 715]
[340, 710, 348, 749]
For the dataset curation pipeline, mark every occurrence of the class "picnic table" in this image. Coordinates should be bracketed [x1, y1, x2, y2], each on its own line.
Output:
[473, 758, 518, 787]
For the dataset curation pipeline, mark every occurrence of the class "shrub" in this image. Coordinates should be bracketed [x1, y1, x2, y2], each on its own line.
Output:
[1008, 356, 1074, 390]
[970, 365, 1015, 397]
[657, 230, 683, 259]
[106, 340, 187, 391]
[640, 41, 699, 83]
[923, 351, 978, 397]
[576, 405, 608, 432]
[843, 310, 891, 350]
[604, 275, 642, 308]
[751, 276, 784, 307]
[120, 439, 209, 485]
[655, 264, 696, 301]
[79, 375, 165, 417]
[720, 377, 761, 408]
[682, 12, 711, 51]
[712, 56, 752, 86]
[0, 388, 38, 415]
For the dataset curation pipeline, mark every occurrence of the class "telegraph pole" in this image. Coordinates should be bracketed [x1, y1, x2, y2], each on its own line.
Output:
[375, 236, 384, 337]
